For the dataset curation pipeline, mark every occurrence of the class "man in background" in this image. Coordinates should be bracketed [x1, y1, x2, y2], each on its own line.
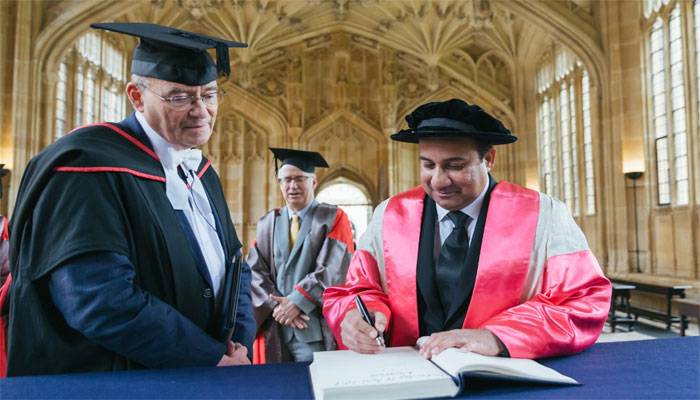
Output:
[249, 148, 354, 362]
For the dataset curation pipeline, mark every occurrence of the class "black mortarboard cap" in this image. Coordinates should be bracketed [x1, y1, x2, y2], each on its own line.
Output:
[91, 22, 247, 86]
[270, 148, 329, 174]
[391, 98, 517, 145]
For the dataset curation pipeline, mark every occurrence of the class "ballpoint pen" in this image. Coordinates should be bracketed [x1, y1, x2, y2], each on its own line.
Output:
[354, 295, 386, 347]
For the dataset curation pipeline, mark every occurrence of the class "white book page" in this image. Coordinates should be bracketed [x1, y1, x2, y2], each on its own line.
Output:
[431, 348, 578, 385]
[310, 347, 458, 400]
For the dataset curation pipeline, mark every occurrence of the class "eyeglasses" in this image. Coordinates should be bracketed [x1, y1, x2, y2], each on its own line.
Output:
[140, 85, 223, 111]
[278, 176, 310, 186]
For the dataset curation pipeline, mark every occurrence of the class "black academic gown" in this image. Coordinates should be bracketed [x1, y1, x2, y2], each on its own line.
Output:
[6, 114, 255, 376]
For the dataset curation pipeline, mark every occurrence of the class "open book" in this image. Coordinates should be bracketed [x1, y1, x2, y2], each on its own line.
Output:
[309, 347, 578, 400]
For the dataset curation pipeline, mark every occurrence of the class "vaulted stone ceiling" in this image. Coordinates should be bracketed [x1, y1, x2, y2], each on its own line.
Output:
[0, 0, 605, 241]
[29, 0, 602, 202]
[42, 0, 599, 135]
[170, 0, 527, 126]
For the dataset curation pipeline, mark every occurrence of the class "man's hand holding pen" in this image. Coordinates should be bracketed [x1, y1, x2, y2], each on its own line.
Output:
[339, 297, 387, 354]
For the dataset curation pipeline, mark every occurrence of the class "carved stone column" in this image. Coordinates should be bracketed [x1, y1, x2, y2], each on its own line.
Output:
[380, 49, 400, 196]
[9, 0, 38, 210]
[0, 0, 11, 214]
[287, 47, 303, 141]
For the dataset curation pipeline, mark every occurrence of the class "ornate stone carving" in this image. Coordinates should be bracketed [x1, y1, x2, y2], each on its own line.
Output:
[351, 35, 378, 50]
[289, 103, 302, 128]
[427, 65, 439, 92]
[237, 62, 252, 89]
[244, 129, 261, 162]
[382, 101, 397, 130]
[215, 115, 241, 163]
[257, 48, 287, 69]
[308, 118, 380, 189]
[176, 0, 222, 20]
[256, 74, 285, 97]
[470, 0, 494, 29]
[211, 112, 269, 164]
[334, 0, 349, 20]
[305, 34, 331, 49]
[288, 56, 302, 82]
[151, 0, 223, 19]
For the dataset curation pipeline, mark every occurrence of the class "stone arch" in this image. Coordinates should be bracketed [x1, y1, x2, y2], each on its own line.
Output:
[317, 166, 377, 205]
[23, 2, 141, 154]
[477, 49, 515, 78]
[300, 109, 384, 144]
[478, 48, 514, 69]
[300, 109, 385, 202]
[34, 3, 141, 73]
[315, 170, 375, 240]
[505, 1, 607, 101]
[478, 57, 495, 77]
[219, 82, 288, 145]
[449, 49, 478, 80]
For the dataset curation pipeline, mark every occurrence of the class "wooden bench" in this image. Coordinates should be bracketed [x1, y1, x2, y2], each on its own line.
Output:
[672, 298, 700, 336]
[611, 278, 692, 332]
[607, 283, 636, 332]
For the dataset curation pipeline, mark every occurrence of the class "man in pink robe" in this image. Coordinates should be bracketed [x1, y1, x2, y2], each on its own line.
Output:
[323, 99, 611, 360]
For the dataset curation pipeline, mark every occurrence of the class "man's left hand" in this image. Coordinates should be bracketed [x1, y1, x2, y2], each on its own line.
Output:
[217, 341, 251, 366]
[270, 294, 308, 327]
[418, 329, 505, 358]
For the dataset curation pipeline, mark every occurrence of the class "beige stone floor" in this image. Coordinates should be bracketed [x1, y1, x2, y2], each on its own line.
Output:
[598, 313, 698, 343]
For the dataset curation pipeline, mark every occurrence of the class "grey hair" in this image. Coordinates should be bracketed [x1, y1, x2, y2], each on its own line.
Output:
[277, 167, 316, 181]
[131, 74, 150, 88]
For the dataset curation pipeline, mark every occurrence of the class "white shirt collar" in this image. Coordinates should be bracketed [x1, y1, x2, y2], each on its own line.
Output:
[435, 178, 490, 223]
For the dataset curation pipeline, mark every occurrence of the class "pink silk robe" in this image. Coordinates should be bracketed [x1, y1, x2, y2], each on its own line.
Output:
[323, 182, 611, 359]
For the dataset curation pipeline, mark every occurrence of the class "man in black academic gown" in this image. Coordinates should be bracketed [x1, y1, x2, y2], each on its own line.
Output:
[5, 23, 255, 376]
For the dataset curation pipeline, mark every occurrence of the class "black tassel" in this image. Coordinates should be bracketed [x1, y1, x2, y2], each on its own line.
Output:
[216, 42, 230, 77]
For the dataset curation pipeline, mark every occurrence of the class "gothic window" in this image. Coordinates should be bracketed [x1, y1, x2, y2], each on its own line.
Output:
[54, 62, 68, 138]
[316, 179, 372, 242]
[536, 48, 596, 216]
[54, 31, 127, 139]
[581, 71, 595, 214]
[644, 0, 696, 206]
[537, 95, 553, 196]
